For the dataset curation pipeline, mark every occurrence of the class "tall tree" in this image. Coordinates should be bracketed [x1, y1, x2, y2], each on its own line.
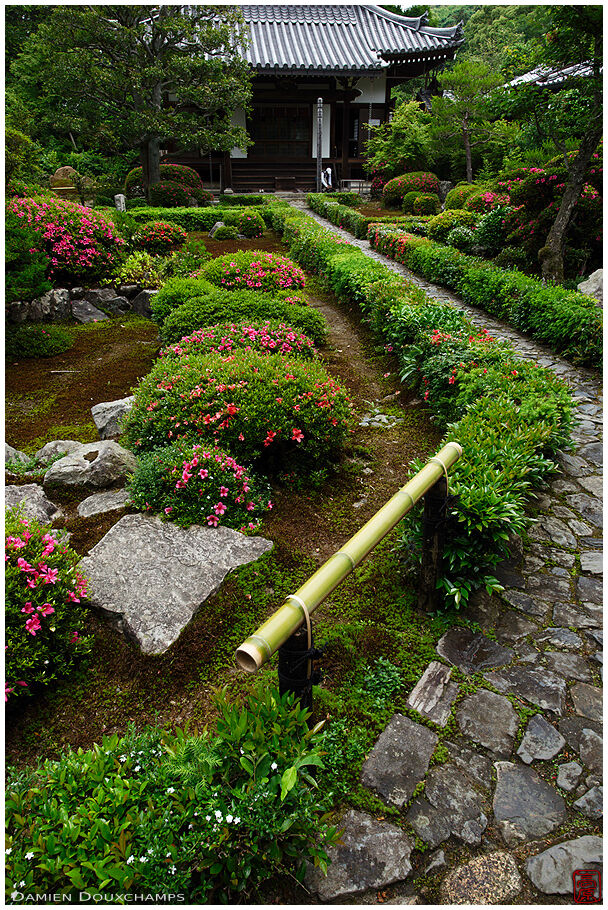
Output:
[13, 5, 251, 196]
[431, 60, 502, 182]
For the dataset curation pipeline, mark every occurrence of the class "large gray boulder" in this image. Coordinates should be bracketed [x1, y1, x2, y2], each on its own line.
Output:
[43, 441, 137, 492]
[304, 810, 413, 901]
[77, 489, 130, 518]
[578, 269, 602, 305]
[5, 443, 29, 466]
[29, 288, 72, 322]
[91, 396, 135, 439]
[130, 289, 157, 317]
[80, 514, 273, 653]
[34, 439, 84, 466]
[85, 288, 130, 315]
[71, 300, 109, 323]
[526, 836, 602, 894]
[5, 484, 63, 524]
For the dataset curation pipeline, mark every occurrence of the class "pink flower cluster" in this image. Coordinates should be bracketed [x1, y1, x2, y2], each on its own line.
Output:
[8, 196, 125, 277]
[161, 322, 317, 360]
[194, 253, 305, 291]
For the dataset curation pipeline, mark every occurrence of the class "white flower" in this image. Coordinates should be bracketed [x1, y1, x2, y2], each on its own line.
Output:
[169, 865, 176, 875]
[205, 815, 211, 822]
[147, 848, 153, 854]
[271, 762, 278, 771]
[139, 856, 148, 863]
[234, 817, 241, 824]
[226, 814, 233, 824]
[126, 856, 135, 865]
[134, 765, 140, 772]
[11, 892, 19, 901]
[25, 851, 34, 860]
[19, 881, 26, 888]
[214, 810, 223, 820]
[5, 848, 12, 856]
[167, 787, 175, 794]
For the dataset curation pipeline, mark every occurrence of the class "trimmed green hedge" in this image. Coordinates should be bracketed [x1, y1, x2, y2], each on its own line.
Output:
[125, 206, 265, 231]
[367, 225, 601, 367]
[307, 194, 414, 240]
[265, 201, 576, 609]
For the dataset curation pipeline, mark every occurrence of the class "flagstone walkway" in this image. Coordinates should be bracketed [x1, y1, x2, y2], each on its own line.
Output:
[295, 203, 603, 904]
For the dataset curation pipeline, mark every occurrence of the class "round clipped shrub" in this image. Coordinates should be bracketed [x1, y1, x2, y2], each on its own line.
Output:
[383, 172, 440, 207]
[114, 250, 165, 289]
[198, 251, 306, 293]
[212, 224, 238, 240]
[401, 191, 422, 213]
[123, 350, 353, 477]
[475, 206, 512, 254]
[160, 321, 317, 361]
[125, 163, 203, 197]
[446, 225, 476, 253]
[162, 239, 211, 279]
[5, 508, 92, 700]
[160, 288, 327, 347]
[149, 181, 190, 208]
[413, 193, 441, 215]
[237, 210, 265, 239]
[6, 325, 74, 359]
[135, 220, 188, 254]
[427, 209, 478, 245]
[465, 190, 510, 213]
[444, 183, 478, 210]
[6, 196, 125, 280]
[129, 440, 272, 530]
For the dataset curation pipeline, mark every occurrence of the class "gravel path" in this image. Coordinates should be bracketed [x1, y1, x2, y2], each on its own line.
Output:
[294, 202, 603, 905]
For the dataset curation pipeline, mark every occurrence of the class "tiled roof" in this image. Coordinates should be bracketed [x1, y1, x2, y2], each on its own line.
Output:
[507, 63, 596, 89]
[239, 5, 464, 75]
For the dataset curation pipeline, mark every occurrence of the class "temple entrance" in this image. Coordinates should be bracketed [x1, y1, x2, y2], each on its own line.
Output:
[248, 104, 312, 159]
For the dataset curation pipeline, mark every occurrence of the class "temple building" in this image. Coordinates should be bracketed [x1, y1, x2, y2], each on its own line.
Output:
[171, 5, 464, 191]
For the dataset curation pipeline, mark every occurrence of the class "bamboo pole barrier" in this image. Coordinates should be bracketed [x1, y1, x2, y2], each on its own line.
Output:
[235, 441, 462, 674]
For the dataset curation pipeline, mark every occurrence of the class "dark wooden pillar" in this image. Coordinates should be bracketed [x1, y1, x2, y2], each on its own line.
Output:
[223, 151, 233, 191]
[341, 95, 351, 184]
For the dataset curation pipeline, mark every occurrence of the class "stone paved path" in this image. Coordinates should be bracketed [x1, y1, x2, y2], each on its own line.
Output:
[296, 204, 603, 904]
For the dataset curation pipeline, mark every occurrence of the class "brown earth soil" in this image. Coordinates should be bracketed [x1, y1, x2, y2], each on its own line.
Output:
[355, 201, 403, 219]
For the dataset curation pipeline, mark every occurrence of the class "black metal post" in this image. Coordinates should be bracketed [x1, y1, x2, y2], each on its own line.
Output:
[278, 624, 313, 711]
[316, 97, 323, 193]
[418, 475, 448, 613]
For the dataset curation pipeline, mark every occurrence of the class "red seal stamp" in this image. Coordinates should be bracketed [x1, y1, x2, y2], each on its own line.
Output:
[573, 869, 601, 903]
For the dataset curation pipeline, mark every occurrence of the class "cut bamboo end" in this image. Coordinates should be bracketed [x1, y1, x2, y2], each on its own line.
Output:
[235, 640, 264, 673]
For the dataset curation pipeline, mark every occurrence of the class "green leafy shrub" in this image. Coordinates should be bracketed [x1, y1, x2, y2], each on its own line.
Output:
[413, 193, 441, 215]
[5, 325, 74, 359]
[444, 183, 478, 209]
[213, 224, 238, 240]
[128, 440, 272, 530]
[446, 225, 476, 253]
[125, 163, 203, 197]
[149, 181, 190, 207]
[198, 250, 306, 294]
[161, 239, 211, 279]
[5, 509, 91, 700]
[5, 209, 51, 303]
[382, 172, 439, 207]
[5, 127, 38, 185]
[114, 250, 165, 289]
[464, 189, 510, 212]
[357, 657, 403, 704]
[475, 206, 511, 254]
[123, 350, 353, 478]
[427, 209, 478, 244]
[161, 321, 317, 361]
[135, 220, 187, 254]
[126, 206, 248, 231]
[236, 210, 265, 238]
[401, 191, 422, 213]
[217, 193, 268, 206]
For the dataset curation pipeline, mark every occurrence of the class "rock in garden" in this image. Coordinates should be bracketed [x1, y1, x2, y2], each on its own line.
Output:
[436, 627, 513, 674]
[80, 514, 272, 653]
[483, 666, 566, 714]
[118, 284, 141, 299]
[304, 810, 413, 901]
[558, 716, 603, 756]
[525, 836, 602, 894]
[406, 797, 451, 849]
[493, 762, 566, 845]
[493, 610, 538, 643]
[5, 484, 62, 524]
[456, 690, 519, 756]
[537, 627, 582, 650]
[543, 651, 593, 682]
[85, 288, 130, 315]
[424, 850, 446, 875]
[5, 443, 29, 465]
[576, 576, 603, 604]
[556, 761, 583, 792]
[130, 289, 157, 317]
[209, 221, 226, 237]
[34, 439, 84, 465]
[91, 396, 135, 439]
[406, 661, 459, 727]
[71, 300, 109, 323]
[77, 489, 130, 519]
[573, 786, 603, 819]
[516, 715, 565, 764]
[423, 763, 489, 845]
[578, 268, 603, 304]
[553, 602, 599, 630]
[571, 683, 603, 722]
[43, 441, 137, 492]
[579, 729, 603, 774]
[360, 714, 437, 807]
[580, 550, 603, 576]
[441, 852, 521, 905]
[28, 288, 71, 322]
[501, 590, 548, 617]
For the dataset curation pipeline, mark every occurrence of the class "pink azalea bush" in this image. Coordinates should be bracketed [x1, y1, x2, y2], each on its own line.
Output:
[383, 172, 440, 207]
[236, 210, 265, 239]
[7, 196, 125, 280]
[123, 349, 353, 479]
[5, 508, 92, 701]
[160, 321, 317, 361]
[135, 220, 188, 254]
[128, 440, 272, 531]
[196, 251, 306, 293]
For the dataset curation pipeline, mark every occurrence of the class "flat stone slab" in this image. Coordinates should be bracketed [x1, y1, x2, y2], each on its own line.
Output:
[579, 550, 603, 576]
[43, 441, 137, 492]
[484, 666, 566, 715]
[573, 786, 603, 819]
[406, 661, 458, 727]
[526, 836, 603, 895]
[360, 714, 437, 807]
[516, 715, 566, 764]
[553, 602, 600, 630]
[71, 299, 109, 323]
[556, 761, 583, 792]
[422, 763, 489, 846]
[77, 489, 130, 518]
[456, 690, 519, 756]
[501, 589, 547, 618]
[543, 651, 593, 683]
[5, 484, 62, 524]
[576, 575, 603, 604]
[91, 396, 135, 439]
[537, 626, 583, 650]
[80, 514, 272, 653]
[494, 611, 538, 643]
[441, 852, 521, 905]
[571, 682, 603, 722]
[579, 729, 603, 774]
[436, 627, 513, 674]
[493, 762, 566, 846]
[304, 809, 413, 901]
[558, 717, 603, 757]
